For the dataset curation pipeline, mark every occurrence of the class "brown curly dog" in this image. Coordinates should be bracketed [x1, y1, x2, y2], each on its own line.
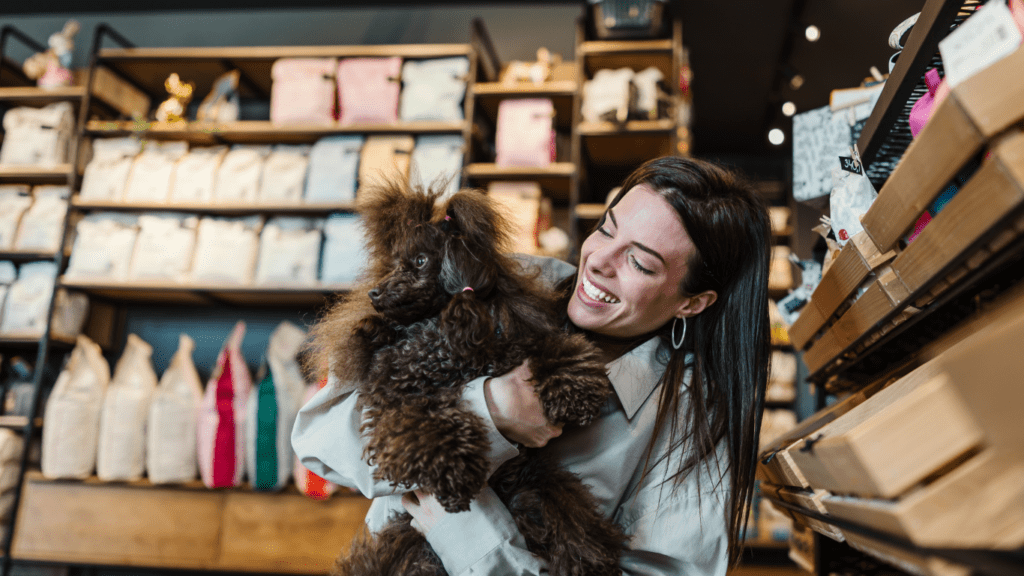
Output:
[307, 179, 627, 576]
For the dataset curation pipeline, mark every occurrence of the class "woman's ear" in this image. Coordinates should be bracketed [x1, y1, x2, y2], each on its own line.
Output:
[676, 290, 718, 319]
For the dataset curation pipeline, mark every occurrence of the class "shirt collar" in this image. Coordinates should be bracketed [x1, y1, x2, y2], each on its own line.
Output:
[606, 337, 667, 420]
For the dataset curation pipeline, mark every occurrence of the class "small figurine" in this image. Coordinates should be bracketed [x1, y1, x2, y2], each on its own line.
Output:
[155, 73, 195, 123]
[501, 47, 562, 86]
[196, 70, 240, 123]
[23, 20, 80, 89]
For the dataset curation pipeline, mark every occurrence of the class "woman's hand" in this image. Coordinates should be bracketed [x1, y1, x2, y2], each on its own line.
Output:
[484, 360, 563, 448]
[402, 489, 446, 535]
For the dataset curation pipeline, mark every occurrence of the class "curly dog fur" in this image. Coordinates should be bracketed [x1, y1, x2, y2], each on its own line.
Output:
[308, 179, 628, 576]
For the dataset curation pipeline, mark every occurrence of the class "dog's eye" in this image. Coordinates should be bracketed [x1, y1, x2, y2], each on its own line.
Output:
[415, 254, 428, 268]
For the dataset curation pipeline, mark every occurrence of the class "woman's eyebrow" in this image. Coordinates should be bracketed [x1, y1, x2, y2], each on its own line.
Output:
[609, 208, 666, 264]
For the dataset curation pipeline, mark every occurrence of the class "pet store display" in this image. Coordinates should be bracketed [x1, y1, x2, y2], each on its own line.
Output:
[190, 216, 263, 284]
[0, 262, 57, 337]
[409, 134, 464, 200]
[398, 56, 470, 121]
[257, 145, 311, 204]
[358, 135, 414, 194]
[312, 183, 625, 575]
[127, 213, 199, 282]
[21, 20, 79, 88]
[253, 217, 323, 285]
[122, 140, 189, 203]
[64, 213, 140, 281]
[213, 145, 271, 204]
[270, 58, 337, 125]
[147, 334, 203, 485]
[197, 321, 252, 489]
[79, 138, 142, 201]
[169, 145, 228, 204]
[494, 98, 555, 167]
[97, 334, 158, 482]
[0, 186, 32, 250]
[244, 321, 307, 492]
[41, 335, 111, 480]
[336, 57, 402, 125]
[13, 186, 69, 253]
[319, 213, 367, 285]
[304, 135, 363, 204]
[0, 102, 75, 166]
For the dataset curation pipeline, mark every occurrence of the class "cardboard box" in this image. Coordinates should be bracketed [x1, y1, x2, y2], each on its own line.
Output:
[862, 44, 1024, 253]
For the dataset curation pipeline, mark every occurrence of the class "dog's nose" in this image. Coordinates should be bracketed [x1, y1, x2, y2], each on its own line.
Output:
[368, 288, 381, 301]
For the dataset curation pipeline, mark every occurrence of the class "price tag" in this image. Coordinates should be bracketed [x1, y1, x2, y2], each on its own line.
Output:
[939, 0, 1022, 87]
[839, 156, 863, 174]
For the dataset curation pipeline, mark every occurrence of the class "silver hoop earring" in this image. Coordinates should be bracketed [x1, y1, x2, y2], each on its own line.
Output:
[671, 317, 687, 350]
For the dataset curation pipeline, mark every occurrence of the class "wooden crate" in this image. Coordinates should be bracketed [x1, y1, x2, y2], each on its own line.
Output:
[844, 532, 970, 576]
[11, 472, 372, 573]
[862, 44, 1024, 253]
[823, 449, 1024, 548]
[776, 487, 844, 542]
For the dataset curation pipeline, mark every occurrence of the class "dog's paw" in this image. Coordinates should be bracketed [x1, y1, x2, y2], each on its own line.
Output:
[534, 363, 612, 426]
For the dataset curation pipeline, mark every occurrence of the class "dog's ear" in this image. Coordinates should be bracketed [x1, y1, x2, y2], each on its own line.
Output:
[358, 175, 441, 276]
[439, 291, 495, 350]
[438, 190, 512, 295]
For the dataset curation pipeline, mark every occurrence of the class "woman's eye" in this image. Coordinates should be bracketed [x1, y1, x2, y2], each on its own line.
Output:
[597, 226, 612, 238]
[630, 255, 653, 275]
[415, 255, 428, 268]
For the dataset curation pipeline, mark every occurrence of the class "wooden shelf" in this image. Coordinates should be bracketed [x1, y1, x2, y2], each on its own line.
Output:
[59, 278, 351, 307]
[576, 119, 676, 135]
[0, 86, 85, 106]
[465, 162, 575, 202]
[0, 416, 42, 430]
[0, 164, 72, 183]
[574, 203, 606, 220]
[0, 250, 58, 263]
[0, 333, 75, 348]
[70, 197, 356, 215]
[85, 119, 467, 145]
[578, 39, 673, 55]
[471, 80, 576, 97]
[98, 44, 473, 61]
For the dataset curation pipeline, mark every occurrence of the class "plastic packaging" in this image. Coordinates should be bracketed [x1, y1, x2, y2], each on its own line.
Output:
[495, 99, 555, 167]
[168, 146, 228, 204]
[320, 213, 368, 285]
[337, 57, 402, 125]
[122, 140, 189, 203]
[270, 58, 337, 125]
[0, 102, 75, 166]
[304, 135, 363, 204]
[399, 57, 469, 122]
[190, 216, 263, 284]
[410, 135, 464, 201]
[65, 213, 139, 281]
[257, 145, 311, 204]
[254, 217, 323, 285]
[213, 145, 271, 204]
[127, 213, 198, 282]
[0, 262, 57, 337]
[13, 186, 69, 253]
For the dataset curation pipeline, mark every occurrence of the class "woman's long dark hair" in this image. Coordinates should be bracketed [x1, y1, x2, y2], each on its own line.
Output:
[562, 156, 770, 564]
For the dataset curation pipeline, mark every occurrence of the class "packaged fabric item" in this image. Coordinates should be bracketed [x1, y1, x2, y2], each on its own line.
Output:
[0, 262, 57, 337]
[320, 213, 367, 285]
[97, 334, 158, 481]
[258, 145, 311, 204]
[148, 334, 203, 484]
[213, 145, 271, 204]
[399, 57, 469, 122]
[13, 186, 69, 253]
[0, 262, 14, 285]
[581, 68, 634, 124]
[630, 66, 666, 120]
[829, 165, 878, 247]
[768, 246, 794, 292]
[337, 57, 402, 125]
[197, 321, 252, 488]
[168, 146, 228, 204]
[190, 216, 262, 284]
[245, 321, 307, 491]
[41, 335, 110, 479]
[293, 377, 339, 500]
[65, 213, 139, 281]
[196, 70, 241, 123]
[79, 138, 142, 201]
[270, 58, 337, 125]
[487, 181, 541, 255]
[0, 186, 32, 250]
[304, 136, 363, 204]
[122, 140, 189, 203]
[0, 102, 75, 166]
[127, 213, 198, 282]
[0, 429, 23, 465]
[495, 99, 555, 167]
[50, 289, 90, 341]
[410, 135, 464, 201]
[254, 217, 323, 285]
[908, 68, 948, 139]
[358, 135, 414, 194]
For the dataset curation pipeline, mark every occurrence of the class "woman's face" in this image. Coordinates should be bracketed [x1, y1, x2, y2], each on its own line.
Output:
[568, 184, 699, 339]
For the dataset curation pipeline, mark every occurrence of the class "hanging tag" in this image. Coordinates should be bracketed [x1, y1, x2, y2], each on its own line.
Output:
[839, 156, 863, 174]
[939, 0, 1022, 86]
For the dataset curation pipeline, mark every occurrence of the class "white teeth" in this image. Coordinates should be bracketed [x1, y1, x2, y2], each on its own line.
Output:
[582, 277, 620, 304]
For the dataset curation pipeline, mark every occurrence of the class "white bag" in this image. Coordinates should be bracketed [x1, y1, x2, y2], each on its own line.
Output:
[97, 334, 158, 481]
[147, 334, 203, 484]
[0, 102, 75, 166]
[41, 335, 111, 479]
[0, 185, 32, 250]
[399, 57, 470, 121]
[127, 213, 198, 282]
[168, 146, 228, 204]
[122, 141, 189, 203]
[581, 68, 635, 124]
[0, 429, 23, 465]
[190, 216, 262, 284]
[258, 145, 311, 204]
[359, 135, 414, 194]
[304, 136, 363, 204]
[320, 213, 367, 285]
[50, 289, 90, 341]
[14, 186, 69, 253]
[254, 217, 323, 286]
[213, 145, 271, 204]
[65, 213, 139, 281]
[631, 66, 664, 120]
[410, 135, 464, 201]
[245, 321, 307, 491]
[79, 138, 142, 201]
[0, 261, 57, 337]
[494, 99, 554, 167]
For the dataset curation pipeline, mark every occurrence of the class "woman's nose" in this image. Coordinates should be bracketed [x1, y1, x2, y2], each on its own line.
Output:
[587, 244, 617, 276]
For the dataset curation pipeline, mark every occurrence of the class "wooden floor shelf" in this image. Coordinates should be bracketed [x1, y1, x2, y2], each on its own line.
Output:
[0, 164, 73, 183]
[12, 471, 372, 574]
[70, 197, 356, 215]
[58, 278, 351, 307]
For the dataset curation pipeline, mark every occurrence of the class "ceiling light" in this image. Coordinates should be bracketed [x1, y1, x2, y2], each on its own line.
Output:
[782, 102, 796, 116]
[805, 25, 821, 42]
[768, 128, 785, 145]
[789, 74, 805, 90]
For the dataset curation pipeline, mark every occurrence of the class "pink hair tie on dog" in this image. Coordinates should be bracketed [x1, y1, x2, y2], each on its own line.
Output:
[462, 287, 473, 292]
